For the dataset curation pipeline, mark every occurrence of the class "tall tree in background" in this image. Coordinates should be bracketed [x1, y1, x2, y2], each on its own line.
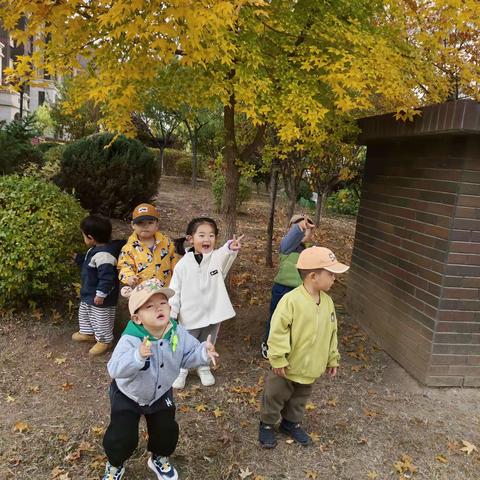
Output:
[4, 0, 480, 237]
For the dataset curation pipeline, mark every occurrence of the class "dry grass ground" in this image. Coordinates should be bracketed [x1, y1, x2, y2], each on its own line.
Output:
[1, 179, 479, 480]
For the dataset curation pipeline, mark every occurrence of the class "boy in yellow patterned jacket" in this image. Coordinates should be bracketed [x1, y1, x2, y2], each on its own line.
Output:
[118, 204, 177, 287]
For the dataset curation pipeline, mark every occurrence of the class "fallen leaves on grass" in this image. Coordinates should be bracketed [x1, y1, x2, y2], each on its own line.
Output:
[61, 382, 74, 391]
[310, 431, 321, 443]
[13, 421, 30, 433]
[393, 454, 417, 476]
[460, 440, 478, 455]
[435, 454, 448, 464]
[195, 403, 207, 412]
[363, 409, 379, 418]
[28, 385, 40, 393]
[326, 398, 338, 407]
[239, 466, 253, 478]
[54, 357, 66, 365]
[305, 470, 318, 479]
[6, 394, 15, 402]
[305, 402, 316, 411]
[213, 406, 223, 418]
[91, 426, 104, 437]
[367, 472, 378, 479]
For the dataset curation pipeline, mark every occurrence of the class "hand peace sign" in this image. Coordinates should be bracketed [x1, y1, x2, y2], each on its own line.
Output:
[229, 234, 245, 251]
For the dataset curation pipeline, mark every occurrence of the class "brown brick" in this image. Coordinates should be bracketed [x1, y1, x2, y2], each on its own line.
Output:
[450, 241, 480, 253]
[434, 332, 473, 344]
[437, 310, 475, 321]
[436, 322, 480, 334]
[448, 365, 480, 376]
[442, 287, 479, 299]
[433, 344, 480, 355]
[430, 354, 468, 365]
[455, 206, 480, 219]
[453, 218, 480, 231]
[425, 375, 464, 387]
[463, 376, 480, 387]
[456, 194, 480, 208]
[467, 356, 480, 365]
[439, 299, 480, 311]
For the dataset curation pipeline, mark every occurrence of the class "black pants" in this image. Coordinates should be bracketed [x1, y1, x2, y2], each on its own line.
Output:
[103, 381, 179, 467]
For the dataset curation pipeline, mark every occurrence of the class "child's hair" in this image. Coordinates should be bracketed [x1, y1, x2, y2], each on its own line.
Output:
[174, 217, 219, 256]
[80, 214, 112, 244]
[297, 268, 324, 280]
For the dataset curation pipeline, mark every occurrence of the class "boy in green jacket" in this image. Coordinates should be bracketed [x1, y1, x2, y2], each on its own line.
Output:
[259, 246, 349, 448]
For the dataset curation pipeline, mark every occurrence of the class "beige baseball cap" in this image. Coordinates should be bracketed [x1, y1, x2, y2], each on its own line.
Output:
[126, 279, 175, 315]
[289, 214, 313, 226]
[296, 246, 349, 273]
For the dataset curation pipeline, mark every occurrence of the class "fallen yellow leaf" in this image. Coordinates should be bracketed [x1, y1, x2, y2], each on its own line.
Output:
[460, 440, 478, 455]
[305, 402, 316, 411]
[213, 407, 223, 418]
[54, 357, 66, 365]
[61, 382, 74, 391]
[367, 471, 378, 479]
[310, 431, 320, 443]
[195, 403, 207, 412]
[435, 454, 448, 464]
[13, 421, 30, 433]
[305, 470, 318, 479]
[239, 467, 253, 479]
[326, 398, 337, 407]
[91, 426, 104, 437]
[6, 395, 15, 403]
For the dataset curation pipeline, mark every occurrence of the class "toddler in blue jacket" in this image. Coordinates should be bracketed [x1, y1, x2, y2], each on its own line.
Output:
[102, 278, 219, 480]
[73, 214, 124, 356]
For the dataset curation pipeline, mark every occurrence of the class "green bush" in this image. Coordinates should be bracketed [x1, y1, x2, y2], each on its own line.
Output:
[0, 175, 85, 307]
[162, 148, 191, 176]
[326, 188, 360, 216]
[37, 142, 60, 154]
[212, 173, 252, 212]
[0, 117, 43, 174]
[24, 144, 66, 180]
[55, 133, 159, 217]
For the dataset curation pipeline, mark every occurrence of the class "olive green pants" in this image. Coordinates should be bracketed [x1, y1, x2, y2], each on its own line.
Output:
[260, 370, 313, 425]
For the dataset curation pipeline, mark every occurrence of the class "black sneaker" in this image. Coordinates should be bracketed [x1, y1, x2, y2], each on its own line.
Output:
[279, 419, 312, 446]
[258, 422, 277, 448]
[261, 341, 269, 360]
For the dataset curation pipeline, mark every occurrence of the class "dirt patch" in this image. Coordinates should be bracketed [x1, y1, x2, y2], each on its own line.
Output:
[1, 180, 479, 479]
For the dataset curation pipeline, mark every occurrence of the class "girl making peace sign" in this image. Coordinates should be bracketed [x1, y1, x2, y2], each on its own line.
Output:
[169, 217, 244, 388]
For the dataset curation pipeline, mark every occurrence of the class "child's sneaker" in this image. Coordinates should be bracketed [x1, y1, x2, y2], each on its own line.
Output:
[72, 332, 96, 343]
[279, 418, 311, 446]
[88, 342, 112, 357]
[260, 341, 269, 359]
[102, 461, 125, 480]
[197, 366, 215, 386]
[258, 422, 277, 448]
[147, 455, 179, 480]
[172, 368, 189, 389]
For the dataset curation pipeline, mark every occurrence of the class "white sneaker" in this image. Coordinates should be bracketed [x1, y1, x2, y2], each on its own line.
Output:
[148, 455, 178, 480]
[172, 368, 188, 389]
[197, 366, 215, 386]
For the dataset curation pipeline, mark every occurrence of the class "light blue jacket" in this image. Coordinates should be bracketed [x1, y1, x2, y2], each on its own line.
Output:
[108, 321, 208, 406]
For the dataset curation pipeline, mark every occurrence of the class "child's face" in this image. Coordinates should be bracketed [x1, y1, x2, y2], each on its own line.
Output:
[82, 232, 96, 247]
[311, 269, 336, 292]
[132, 219, 159, 242]
[133, 293, 171, 333]
[191, 223, 217, 254]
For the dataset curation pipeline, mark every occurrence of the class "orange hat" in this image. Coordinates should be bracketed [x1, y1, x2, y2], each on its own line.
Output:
[122, 279, 175, 315]
[296, 246, 349, 273]
[132, 203, 159, 223]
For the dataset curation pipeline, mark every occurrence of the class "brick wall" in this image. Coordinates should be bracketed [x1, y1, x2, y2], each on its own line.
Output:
[347, 135, 480, 386]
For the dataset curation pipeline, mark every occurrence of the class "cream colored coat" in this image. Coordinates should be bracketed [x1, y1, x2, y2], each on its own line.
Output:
[169, 242, 237, 330]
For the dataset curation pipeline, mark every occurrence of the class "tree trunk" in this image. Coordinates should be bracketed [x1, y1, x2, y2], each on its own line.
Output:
[315, 186, 329, 225]
[191, 132, 198, 188]
[265, 164, 278, 267]
[159, 146, 165, 177]
[286, 188, 297, 224]
[222, 98, 239, 241]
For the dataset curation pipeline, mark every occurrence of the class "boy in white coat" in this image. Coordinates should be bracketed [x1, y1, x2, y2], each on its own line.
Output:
[169, 217, 243, 387]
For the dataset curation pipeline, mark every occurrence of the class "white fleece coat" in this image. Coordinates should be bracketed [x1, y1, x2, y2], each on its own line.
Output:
[169, 242, 237, 330]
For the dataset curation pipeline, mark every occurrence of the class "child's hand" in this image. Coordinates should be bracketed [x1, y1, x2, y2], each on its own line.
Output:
[299, 216, 315, 231]
[94, 295, 105, 306]
[127, 275, 139, 287]
[326, 367, 337, 378]
[272, 367, 286, 377]
[205, 334, 219, 366]
[229, 234, 245, 251]
[139, 337, 152, 359]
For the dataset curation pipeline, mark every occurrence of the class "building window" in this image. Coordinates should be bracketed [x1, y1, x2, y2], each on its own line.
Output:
[38, 91, 45, 106]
